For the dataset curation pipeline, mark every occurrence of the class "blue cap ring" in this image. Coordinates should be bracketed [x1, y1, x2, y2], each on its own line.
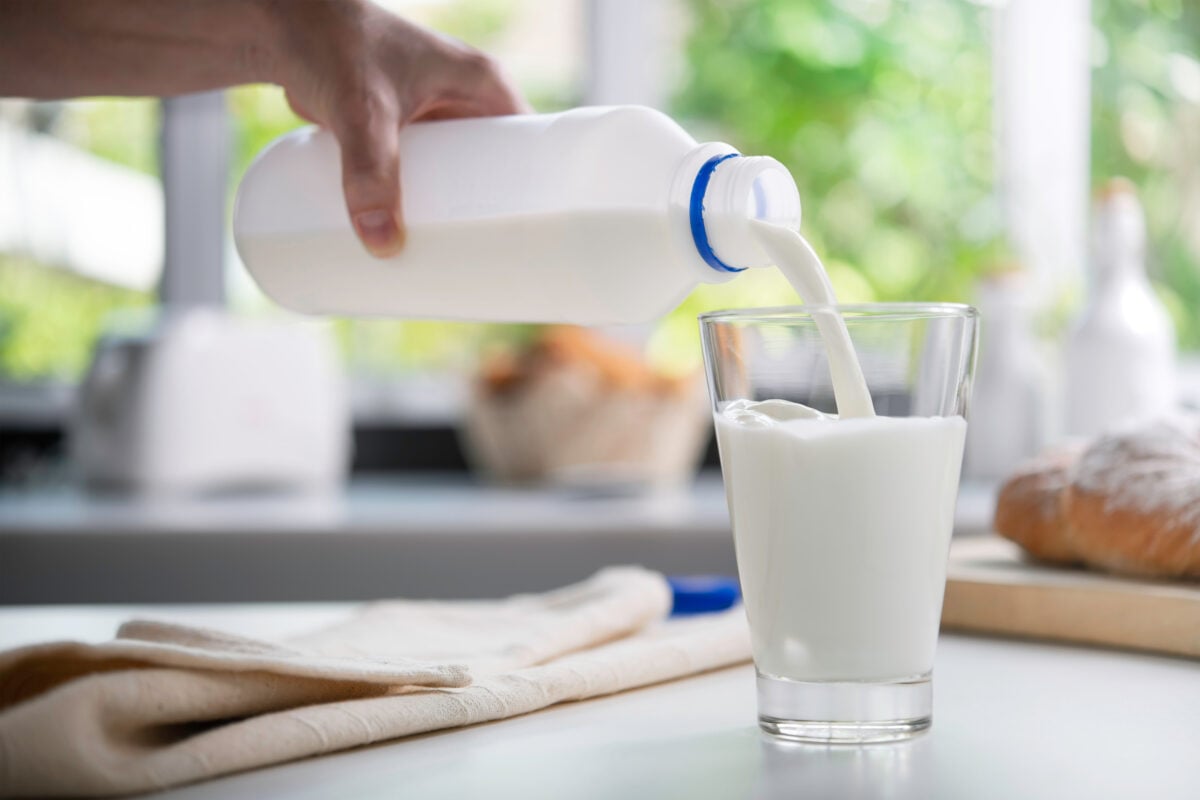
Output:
[689, 153, 745, 274]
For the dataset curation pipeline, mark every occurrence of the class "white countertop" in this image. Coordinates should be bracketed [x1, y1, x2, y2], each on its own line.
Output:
[0, 603, 1195, 800]
[0, 476, 998, 603]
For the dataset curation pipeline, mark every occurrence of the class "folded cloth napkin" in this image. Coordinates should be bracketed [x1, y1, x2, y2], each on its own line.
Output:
[0, 567, 750, 798]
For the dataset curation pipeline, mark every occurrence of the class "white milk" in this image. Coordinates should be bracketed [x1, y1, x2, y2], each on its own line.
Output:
[236, 211, 696, 325]
[715, 399, 966, 681]
[750, 221, 875, 418]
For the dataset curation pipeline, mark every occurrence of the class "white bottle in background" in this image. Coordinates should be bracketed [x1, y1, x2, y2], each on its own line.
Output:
[1064, 179, 1176, 437]
[233, 106, 801, 325]
[964, 270, 1047, 480]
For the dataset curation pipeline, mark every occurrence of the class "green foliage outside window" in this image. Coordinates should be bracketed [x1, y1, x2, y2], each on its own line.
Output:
[0, 256, 150, 379]
[677, 0, 1000, 303]
[654, 0, 1200, 370]
[0, 97, 157, 379]
[647, 0, 1001, 373]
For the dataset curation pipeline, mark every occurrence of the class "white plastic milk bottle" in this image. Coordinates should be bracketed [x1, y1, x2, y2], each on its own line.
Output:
[233, 106, 801, 325]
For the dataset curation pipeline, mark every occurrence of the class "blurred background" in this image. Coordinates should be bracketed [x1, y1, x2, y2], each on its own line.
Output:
[4, 0, 1199, 438]
[1, 0, 1198, 601]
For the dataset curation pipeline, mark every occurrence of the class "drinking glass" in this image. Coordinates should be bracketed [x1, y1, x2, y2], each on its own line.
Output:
[700, 303, 978, 743]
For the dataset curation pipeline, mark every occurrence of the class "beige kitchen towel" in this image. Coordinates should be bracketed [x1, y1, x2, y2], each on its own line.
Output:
[0, 567, 751, 798]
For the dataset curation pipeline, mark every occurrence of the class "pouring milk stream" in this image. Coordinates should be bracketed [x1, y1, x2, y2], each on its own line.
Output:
[235, 105, 967, 684]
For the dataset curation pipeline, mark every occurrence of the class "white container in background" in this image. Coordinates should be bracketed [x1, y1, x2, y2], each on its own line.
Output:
[1064, 180, 1177, 438]
[964, 270, 1048, 480]
[233, 106, 800, 325]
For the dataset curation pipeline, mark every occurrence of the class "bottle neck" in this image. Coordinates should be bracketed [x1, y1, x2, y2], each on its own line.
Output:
[1089, 186, 1148, 292]
[675, 147, 802, 278]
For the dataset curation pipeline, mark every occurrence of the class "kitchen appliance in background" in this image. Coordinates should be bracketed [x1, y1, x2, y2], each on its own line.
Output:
[71, 309, 349, 495]
[1063, 179, 1177, 437]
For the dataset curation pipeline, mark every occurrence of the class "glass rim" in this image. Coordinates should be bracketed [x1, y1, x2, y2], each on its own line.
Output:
[698, 302, 977, 325]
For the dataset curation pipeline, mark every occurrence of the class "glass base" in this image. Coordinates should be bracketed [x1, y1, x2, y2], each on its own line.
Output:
[756, 671, 932, 744]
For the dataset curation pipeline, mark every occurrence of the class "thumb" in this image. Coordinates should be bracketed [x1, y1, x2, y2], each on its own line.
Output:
[333, 99, 405, 257]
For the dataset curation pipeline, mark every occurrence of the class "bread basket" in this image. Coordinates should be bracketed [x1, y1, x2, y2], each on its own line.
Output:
[460, 327, 710, 489]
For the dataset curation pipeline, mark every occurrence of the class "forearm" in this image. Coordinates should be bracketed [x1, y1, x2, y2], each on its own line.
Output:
[0, 0, 526, 257]
[0, 0, 288, 98]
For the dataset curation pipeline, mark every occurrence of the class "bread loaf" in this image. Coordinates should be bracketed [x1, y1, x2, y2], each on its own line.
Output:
[993, 418, 1200, 580]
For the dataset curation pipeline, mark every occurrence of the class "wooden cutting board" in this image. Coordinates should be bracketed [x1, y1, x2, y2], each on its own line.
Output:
[942, 536, 1200, 660]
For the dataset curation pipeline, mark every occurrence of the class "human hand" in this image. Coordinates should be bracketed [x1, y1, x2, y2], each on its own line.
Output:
[269, 0, 529, 256]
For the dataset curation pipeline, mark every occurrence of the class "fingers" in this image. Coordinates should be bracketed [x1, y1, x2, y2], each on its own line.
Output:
[315, 22, 528, 258]
[284, 88, 319, 124]
[458, 52, 530, 116]
[415, 50, 531, 122]
[331, 89, 405, 258]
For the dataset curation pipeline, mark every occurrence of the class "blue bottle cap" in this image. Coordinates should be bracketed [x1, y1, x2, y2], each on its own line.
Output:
[668, 575, 742, 616]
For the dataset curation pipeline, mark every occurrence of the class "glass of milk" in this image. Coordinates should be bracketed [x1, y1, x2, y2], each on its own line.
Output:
[700, 304, 977, 743]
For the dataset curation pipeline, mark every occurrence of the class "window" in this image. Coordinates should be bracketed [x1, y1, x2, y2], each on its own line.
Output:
[0, 98, 158, 382]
